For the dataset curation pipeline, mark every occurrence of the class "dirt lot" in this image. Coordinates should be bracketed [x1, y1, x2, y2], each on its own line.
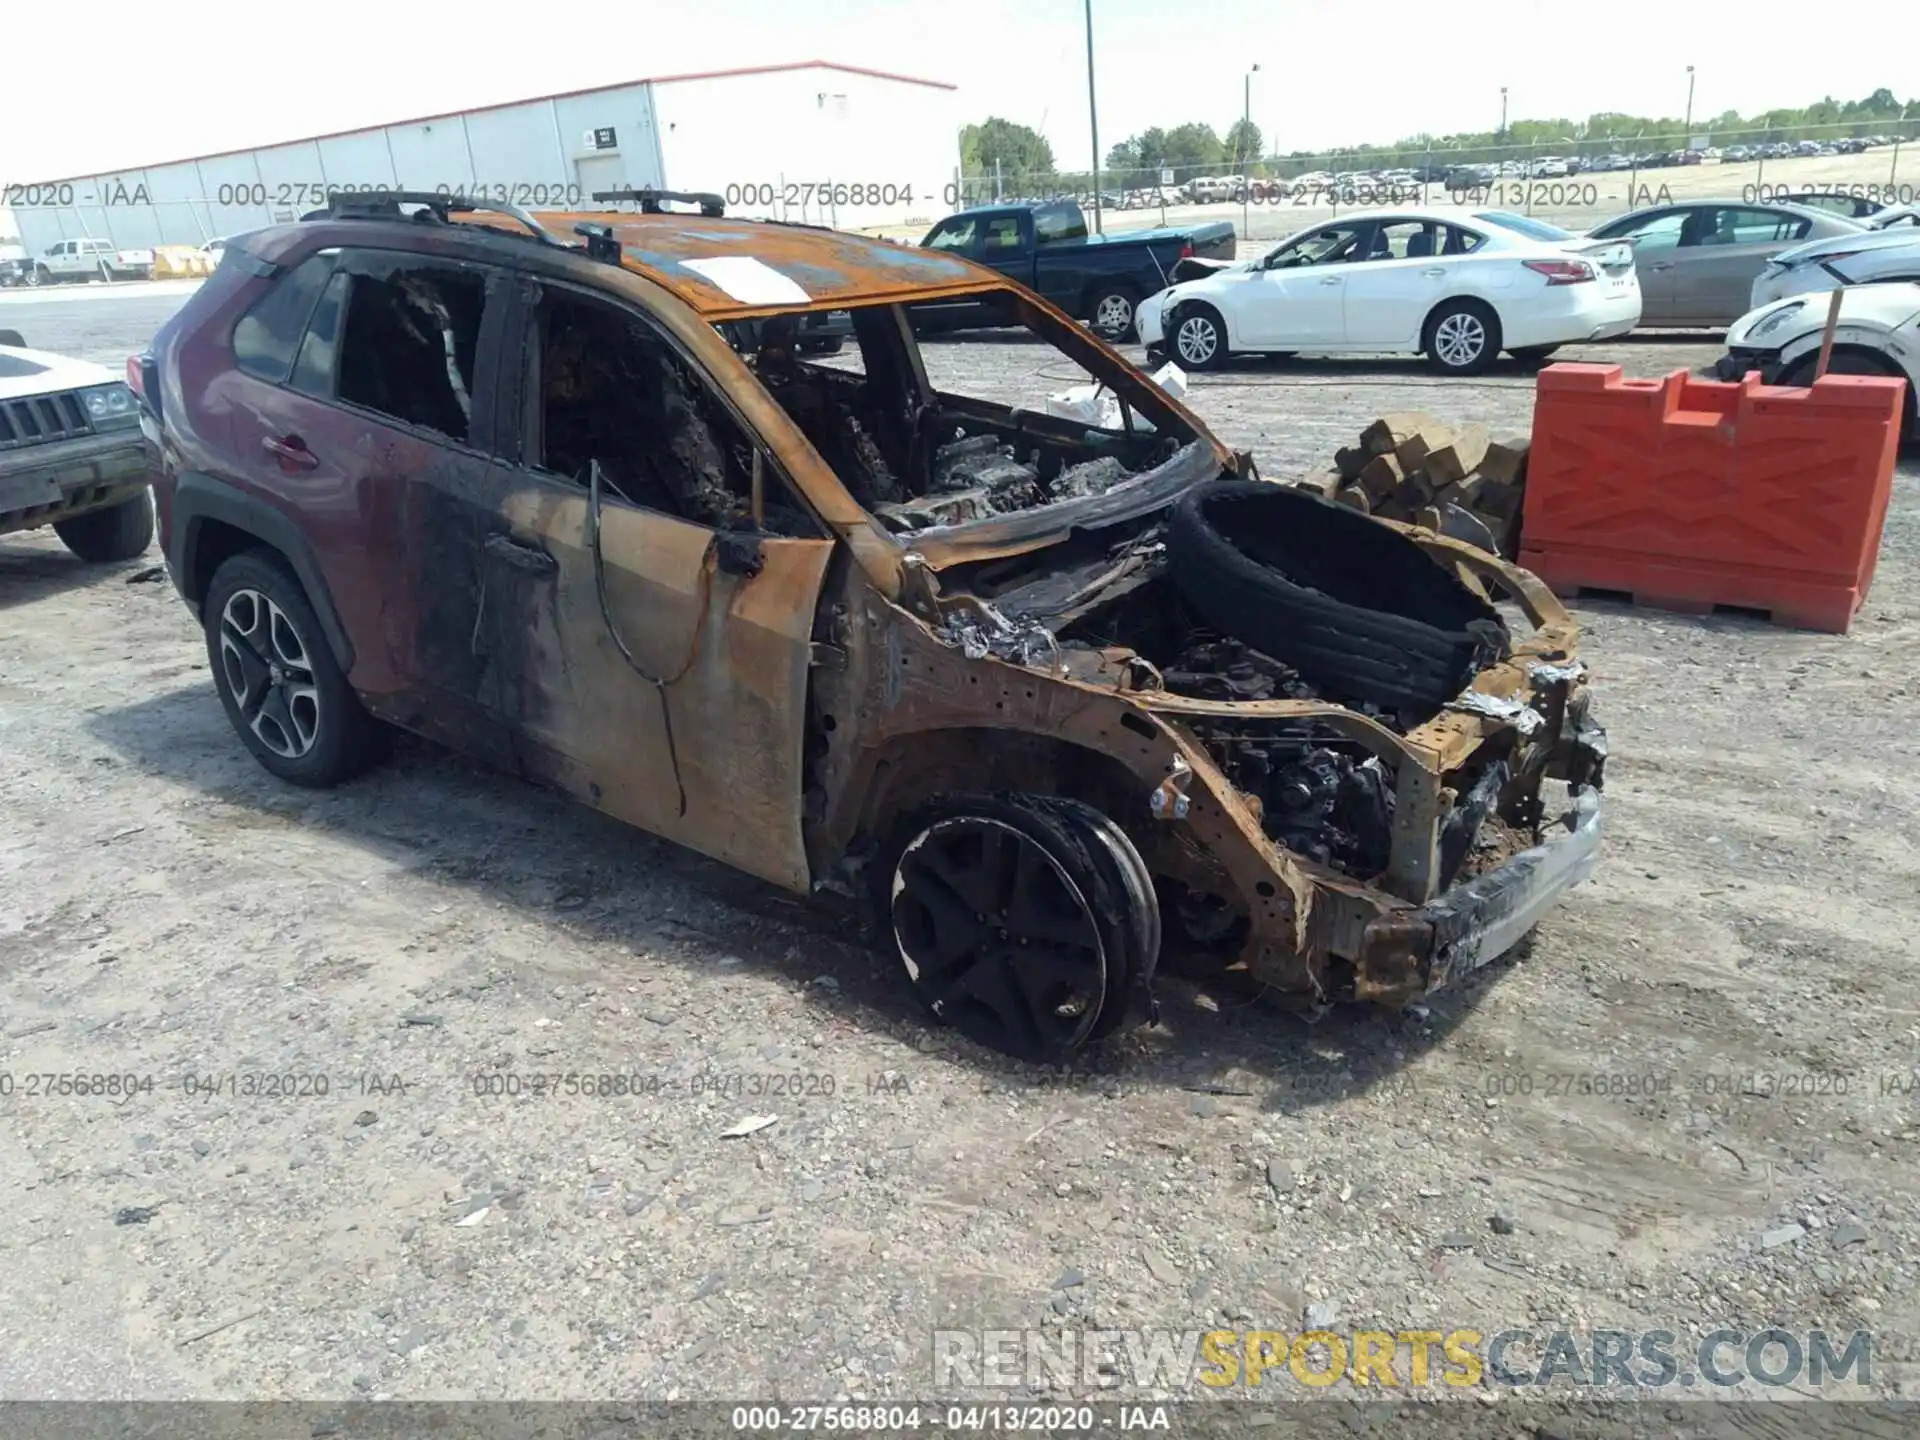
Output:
[3, 289, 1919, 1426]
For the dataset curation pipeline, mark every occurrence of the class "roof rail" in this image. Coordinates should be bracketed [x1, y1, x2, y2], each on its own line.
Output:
[590, 187, 726, 218]
[306, 189, 561, 246]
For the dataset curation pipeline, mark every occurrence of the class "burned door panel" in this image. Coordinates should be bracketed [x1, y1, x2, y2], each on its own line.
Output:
[321, 250, 518, 763]
[494, 484, 833, 891]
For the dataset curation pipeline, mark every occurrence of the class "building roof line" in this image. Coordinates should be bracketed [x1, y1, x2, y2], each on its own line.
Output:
[37, 60, 957, 186]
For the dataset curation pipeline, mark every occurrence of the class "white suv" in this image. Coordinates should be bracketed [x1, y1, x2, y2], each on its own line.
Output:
[24, 238, 155, 285]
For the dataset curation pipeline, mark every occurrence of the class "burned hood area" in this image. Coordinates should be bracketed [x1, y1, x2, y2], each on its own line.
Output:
[718, 287, 1571, 924]
[930, 479, 1531, 893]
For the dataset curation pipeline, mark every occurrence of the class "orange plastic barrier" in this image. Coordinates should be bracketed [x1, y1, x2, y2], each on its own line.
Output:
[1519, 363, 1906, 633]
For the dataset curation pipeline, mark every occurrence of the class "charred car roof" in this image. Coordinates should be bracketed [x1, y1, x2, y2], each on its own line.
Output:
[521, 211, 1003, 318]
[237, 201, 1005, 321]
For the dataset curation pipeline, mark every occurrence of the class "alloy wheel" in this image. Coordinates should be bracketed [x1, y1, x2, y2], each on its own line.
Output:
[889, 816, 1110, 1057]
[218, 588, 320, 759]
[1434, 312, 1487, 368]
[1094, 293, 1134, 337]
[1175, 314, 1219, 367]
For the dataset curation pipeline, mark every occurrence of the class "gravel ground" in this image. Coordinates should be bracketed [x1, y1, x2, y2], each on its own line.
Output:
[3, 290, 1919, 1429]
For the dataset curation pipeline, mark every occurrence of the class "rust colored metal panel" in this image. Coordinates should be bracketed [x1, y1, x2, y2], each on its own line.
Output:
[523, 213, 1000, 318]
[499, 484, 833, 892]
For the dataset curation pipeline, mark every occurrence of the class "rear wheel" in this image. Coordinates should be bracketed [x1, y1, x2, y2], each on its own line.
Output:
[204, 549, 385, 788]
[878, 794, 1159, 1061]
[52, 491, 153, 562]
[1088, 284, 1140, 341]
[25, 265, 49, 288]
[1426, 299, 1502, 375]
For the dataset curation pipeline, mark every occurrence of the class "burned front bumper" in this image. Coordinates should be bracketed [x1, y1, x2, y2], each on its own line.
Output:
[1354, 705, 1608, 1004]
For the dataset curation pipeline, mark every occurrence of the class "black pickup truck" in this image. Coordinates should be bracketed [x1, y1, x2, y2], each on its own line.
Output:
[908, 201, 1236, 341]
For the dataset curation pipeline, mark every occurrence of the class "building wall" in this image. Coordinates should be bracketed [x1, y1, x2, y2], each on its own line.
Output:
[654, 69, 958, 231]
[6, 66, 955, 261]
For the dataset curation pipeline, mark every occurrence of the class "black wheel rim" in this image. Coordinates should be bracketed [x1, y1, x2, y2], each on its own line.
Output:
[218, 588, 320, 759]
[890, 817, 1108, 1057]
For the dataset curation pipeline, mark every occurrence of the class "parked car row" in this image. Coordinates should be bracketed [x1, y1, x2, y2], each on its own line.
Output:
[910, 188, 1920, 378]
[0, 236, 233, 287]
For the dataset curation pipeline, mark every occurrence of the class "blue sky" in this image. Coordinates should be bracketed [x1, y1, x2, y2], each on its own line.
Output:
[2, 0, 1911, 181]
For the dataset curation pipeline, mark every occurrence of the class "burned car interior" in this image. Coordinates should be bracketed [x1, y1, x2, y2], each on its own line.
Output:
[729, 301, 1201, 534]
[531, 289, 822, 538]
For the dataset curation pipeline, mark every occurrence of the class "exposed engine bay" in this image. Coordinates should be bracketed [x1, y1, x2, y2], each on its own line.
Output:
[936, 502, 1532, 890]
[738, 309, 1188, 533]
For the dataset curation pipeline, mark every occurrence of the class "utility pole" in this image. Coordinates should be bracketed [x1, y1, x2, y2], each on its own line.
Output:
[1499, 87, 1508, 139]
[1242, 63, 1260, 238]
[1084, 0, 1103, 235]
[1684, 65, 1696, 140]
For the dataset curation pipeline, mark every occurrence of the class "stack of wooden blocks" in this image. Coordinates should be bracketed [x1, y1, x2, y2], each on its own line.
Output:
[1291, 412, 1531, 556]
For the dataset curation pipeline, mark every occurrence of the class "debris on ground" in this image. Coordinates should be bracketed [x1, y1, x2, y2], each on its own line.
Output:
[1041, 361, 1188, 433]
[720, 1114, 779, 1139]
[114, 1205, 162, 1226]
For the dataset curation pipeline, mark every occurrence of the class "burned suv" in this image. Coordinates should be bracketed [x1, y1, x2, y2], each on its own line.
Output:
[137, 190, 1605, 1061]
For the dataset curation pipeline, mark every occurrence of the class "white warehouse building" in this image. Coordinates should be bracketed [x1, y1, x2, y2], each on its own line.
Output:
[6, 60, 961, 258]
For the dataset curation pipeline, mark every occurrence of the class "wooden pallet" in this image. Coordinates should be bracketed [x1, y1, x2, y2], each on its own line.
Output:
[1558, 583, 1854, 633]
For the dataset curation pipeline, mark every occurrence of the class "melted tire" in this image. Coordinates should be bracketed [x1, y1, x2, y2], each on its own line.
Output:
[1165, 479, 1508, 714]
[876, 793, 1156, 1060]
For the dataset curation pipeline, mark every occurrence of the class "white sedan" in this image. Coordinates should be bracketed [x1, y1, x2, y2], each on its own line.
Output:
[1136, 208, 1641, 375]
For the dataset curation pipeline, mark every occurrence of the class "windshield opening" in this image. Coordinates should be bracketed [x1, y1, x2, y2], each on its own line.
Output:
[731, 292, 1205, 535]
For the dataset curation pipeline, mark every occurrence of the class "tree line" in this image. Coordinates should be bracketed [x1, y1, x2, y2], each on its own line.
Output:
[959, 89, 1914, 195]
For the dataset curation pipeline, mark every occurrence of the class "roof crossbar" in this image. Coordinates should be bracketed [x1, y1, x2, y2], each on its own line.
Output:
[310, 189, 560, 246]
[590, 188, 726, 218]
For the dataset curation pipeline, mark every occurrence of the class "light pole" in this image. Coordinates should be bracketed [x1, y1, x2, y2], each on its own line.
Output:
[1684, 65, 1696, 141]
[1499, 87, 1508, 139]
[1242, 63, 1261, 237]
[1084, 0, 1103, 235]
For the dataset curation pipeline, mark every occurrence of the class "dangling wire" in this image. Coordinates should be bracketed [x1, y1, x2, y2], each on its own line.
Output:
[587, 458, 718, 819]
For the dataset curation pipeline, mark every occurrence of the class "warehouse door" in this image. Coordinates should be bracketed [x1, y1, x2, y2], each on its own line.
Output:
[574, 155, 626, 202]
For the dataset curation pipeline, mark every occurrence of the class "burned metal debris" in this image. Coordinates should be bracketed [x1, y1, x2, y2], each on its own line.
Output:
[1161, 638, 1318, 703]
[932, 599, 1061, 669]
[1182, 717, 1398, 875]
[1445, 689, 1545, 734]
[874, 436, 1145, 532]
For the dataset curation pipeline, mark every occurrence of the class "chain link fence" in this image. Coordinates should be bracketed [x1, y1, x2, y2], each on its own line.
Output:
[952, 119, 1920, 243]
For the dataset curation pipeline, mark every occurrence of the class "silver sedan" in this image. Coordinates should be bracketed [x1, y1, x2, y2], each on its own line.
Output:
[1585, 200, 1866, 327]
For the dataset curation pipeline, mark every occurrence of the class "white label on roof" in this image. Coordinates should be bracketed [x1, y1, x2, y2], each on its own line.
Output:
[681, 256, 811, 306]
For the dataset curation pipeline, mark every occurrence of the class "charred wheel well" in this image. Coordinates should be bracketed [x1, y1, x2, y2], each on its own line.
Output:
[850, 728, 1153, 855]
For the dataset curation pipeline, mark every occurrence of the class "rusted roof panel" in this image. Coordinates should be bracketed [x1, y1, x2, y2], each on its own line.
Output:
[523, 212, 996, 316]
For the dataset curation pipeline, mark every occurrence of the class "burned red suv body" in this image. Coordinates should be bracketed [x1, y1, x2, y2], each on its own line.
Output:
[136, 190, 1605, 1061]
